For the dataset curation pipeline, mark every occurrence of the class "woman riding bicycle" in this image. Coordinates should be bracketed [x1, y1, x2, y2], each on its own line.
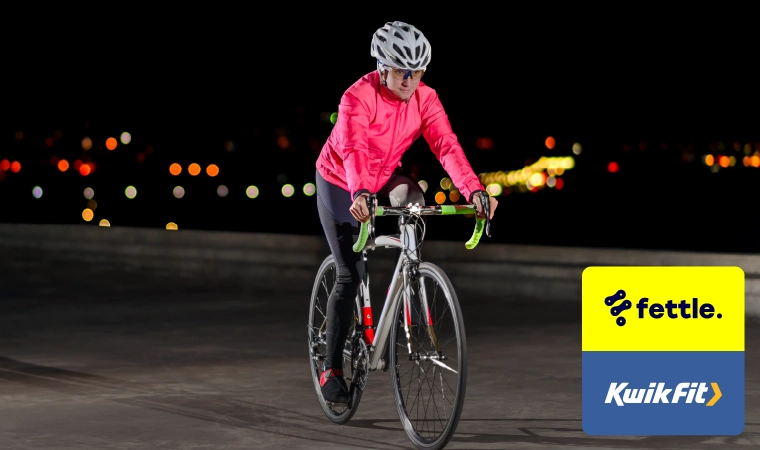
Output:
[315, 20, 498, 405]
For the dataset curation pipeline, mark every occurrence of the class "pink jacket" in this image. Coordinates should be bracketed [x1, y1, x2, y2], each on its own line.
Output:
[316, 71, 485, 202]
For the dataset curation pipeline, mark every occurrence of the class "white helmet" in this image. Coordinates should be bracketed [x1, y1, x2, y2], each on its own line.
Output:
[371, 21, 431, 70]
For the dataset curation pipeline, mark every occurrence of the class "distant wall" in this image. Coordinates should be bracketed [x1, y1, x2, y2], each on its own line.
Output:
[1, 223, 757, 319]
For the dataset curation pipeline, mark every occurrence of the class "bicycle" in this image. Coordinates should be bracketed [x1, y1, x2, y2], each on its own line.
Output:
[308, 192, 492, 450]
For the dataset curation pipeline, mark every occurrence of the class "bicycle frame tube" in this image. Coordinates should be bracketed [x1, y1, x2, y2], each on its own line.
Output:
[368, 222, 419, 371]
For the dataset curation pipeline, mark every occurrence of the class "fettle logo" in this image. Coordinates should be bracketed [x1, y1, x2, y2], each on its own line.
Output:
[605, 382, 722, 406]
[605, 289, 631, 326]
[604, 289, 724, 327]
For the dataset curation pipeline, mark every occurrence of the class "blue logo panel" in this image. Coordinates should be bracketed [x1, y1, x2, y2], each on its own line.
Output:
[583, 351, 744, 435]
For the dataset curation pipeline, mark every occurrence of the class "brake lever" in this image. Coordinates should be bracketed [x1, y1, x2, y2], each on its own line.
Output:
[366, 193, 377, 240]
[478, 191, 492, 237]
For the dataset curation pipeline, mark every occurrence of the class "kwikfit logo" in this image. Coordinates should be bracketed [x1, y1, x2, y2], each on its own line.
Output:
[605, 382, 722, 406]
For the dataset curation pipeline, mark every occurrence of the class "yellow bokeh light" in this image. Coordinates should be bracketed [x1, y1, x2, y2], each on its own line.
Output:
[572, 142, 582, 155]
[106, 137, 117, 151]
[99, 219, 110, 227]
[173, 186, 185, 199]
[486, 183, 502, 196]
[170, 163, 182, 175]
[81, 137, 92, 151]
[84, 187, 94, 199]
[206, 164, 219, 177]
[303, 183, 316, 196]
[418, 180, 428, 193]
[435, 191, 446, 204]
[120, 132, 131, 144]
[530, 172, 545, 187]
[125, 186, 137, 199]
[282, 184, 295, 197]
[188, 163, 201, 176]
[82, 208, 94, 222]
[440, 178, 452, 190]
[166, 222, 178, 230]
[449, 190, 461, 202]
[729, 156, 736, 167]
[246, 185, 259, 198]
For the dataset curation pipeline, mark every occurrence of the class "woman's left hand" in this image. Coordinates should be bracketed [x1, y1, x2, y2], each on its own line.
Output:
[474, 193, 498, 220]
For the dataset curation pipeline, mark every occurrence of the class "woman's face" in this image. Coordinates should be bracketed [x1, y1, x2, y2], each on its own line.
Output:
[382, 68, 424, 101]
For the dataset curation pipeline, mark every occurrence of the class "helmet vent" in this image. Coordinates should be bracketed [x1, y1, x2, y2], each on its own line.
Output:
[415, 46, 420, 59]
[408, 61, 420, 69]
[376, 33, 387, 43]
[400, 25, 409, 32]
[403, 46, 413, 59]
[376, 46, 386, 58]
[392, 44, 405, 60]
[421, 55, 429, 67]
[394, 31, 404, 40]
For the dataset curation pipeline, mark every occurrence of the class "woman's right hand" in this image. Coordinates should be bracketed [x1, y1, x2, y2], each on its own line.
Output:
[350, 193, 371, 223]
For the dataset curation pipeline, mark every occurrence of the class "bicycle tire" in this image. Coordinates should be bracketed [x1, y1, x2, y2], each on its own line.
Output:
[308, 254, 364, 424]
[389, 262, 467, 450]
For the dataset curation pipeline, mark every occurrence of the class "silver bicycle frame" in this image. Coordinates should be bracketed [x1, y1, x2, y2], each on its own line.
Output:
[357, 220, 433, 371]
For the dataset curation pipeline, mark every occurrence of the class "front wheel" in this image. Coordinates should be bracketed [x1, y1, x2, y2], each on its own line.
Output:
[389, 262, 467, 450]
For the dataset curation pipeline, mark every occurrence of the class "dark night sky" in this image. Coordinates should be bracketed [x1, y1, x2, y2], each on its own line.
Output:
[3, 8, 760, 253]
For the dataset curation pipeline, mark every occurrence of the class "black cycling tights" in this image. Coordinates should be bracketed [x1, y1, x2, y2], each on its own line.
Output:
[315, 168, 425, 370]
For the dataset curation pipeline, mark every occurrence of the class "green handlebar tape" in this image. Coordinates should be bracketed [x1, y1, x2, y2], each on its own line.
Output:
[353, 221, 369, 252]
[441, 205, 457, 215]
[465, 218, 485, 250]
[441, 205, 477, 215]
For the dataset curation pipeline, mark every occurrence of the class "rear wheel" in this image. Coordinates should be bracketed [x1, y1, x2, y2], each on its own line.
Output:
[308, 254, 364, 424]
[389, 262, 467, 449]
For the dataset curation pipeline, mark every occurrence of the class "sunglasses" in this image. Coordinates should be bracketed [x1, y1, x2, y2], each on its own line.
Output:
[387, 67, 425, 81]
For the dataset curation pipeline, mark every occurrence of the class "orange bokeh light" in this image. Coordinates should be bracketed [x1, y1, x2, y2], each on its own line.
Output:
[206, 164, 219, 177]
[0, 159, 9, 171]
[169, 163, 182, 175]
[719, 155, 730, 168]
[449, 190, 461, 202]
[476, 137, 494, 150]
[752, 156, 760, 168]
[188, 163, 201, 176]
[58, 159, 70, 172]
[105, 137, 118, 150]
[10, 161, 21, 173]
[80, 163, 91, 176]
[435, 191, 446, 204]
[545, 136, 556, 150]
[705, 154, 715, 166]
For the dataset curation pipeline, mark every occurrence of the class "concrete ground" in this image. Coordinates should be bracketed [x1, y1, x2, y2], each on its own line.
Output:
[0, 257, 758, 449]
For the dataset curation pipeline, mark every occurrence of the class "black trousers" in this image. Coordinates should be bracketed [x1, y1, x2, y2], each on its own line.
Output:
[315, 168, 425, 370]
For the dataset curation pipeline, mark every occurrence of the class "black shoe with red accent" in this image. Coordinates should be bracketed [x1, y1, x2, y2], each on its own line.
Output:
[320, 368, 350, 405]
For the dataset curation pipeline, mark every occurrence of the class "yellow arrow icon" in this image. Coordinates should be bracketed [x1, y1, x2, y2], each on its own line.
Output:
[706, 382, 722, 406]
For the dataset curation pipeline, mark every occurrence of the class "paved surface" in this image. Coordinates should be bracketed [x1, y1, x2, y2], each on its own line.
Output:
[0, 258, 758, 449]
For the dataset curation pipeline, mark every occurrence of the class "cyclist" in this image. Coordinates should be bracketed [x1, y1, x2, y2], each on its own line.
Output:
[315, 21, 498, 405]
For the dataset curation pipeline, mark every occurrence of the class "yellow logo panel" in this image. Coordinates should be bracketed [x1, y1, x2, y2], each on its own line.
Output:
[582, 267, 744, 352]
